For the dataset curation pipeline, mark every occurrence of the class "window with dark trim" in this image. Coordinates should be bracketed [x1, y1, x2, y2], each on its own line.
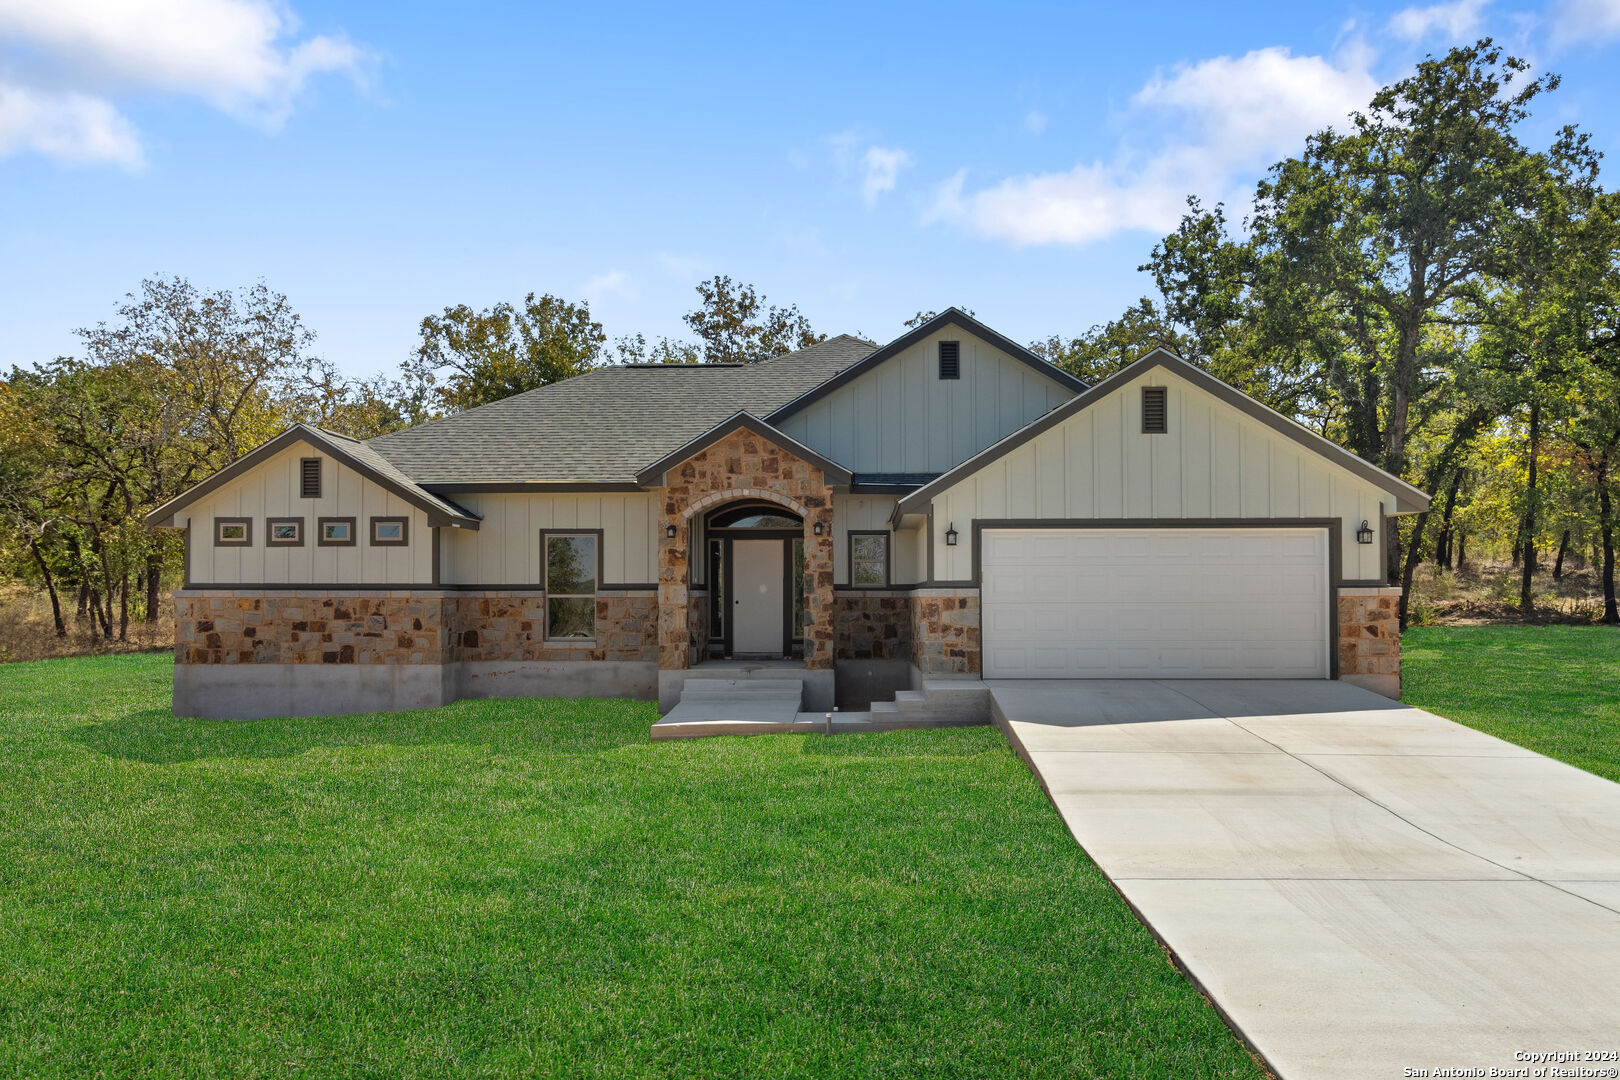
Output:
[1142, 386, 1168, 434]
[318, 517, 356, 546]
[214, 517, 251, 546]
[850, 531, 889, 586]
[267, 517, 304, 546]
[300, 457, 322, 498]
[370, 517, 409, 545]
[544, 532, 598, 640]
[938, 340, 961, 380]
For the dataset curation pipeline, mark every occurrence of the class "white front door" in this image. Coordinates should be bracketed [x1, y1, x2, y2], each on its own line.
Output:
[732, 539, 785, 655]
[980, 527, 1331, 679]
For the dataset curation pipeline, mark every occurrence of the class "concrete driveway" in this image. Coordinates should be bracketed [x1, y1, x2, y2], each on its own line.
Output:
[989, 679, 1620, 1080]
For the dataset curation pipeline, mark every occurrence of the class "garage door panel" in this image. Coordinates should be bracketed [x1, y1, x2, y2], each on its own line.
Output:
[981, 528, 1329, 680]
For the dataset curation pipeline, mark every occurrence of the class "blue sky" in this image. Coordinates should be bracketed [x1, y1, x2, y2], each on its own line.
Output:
[3, 0, 1620, 379]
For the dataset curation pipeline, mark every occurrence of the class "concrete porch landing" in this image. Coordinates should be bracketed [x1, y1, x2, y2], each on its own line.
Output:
[652, 670, 992, 740]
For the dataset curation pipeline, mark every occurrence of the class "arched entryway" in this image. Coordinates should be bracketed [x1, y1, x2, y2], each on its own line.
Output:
[703, 500, 805, 659]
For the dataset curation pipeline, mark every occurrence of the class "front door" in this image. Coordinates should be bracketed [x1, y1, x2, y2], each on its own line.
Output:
[732, 539, 785, 656]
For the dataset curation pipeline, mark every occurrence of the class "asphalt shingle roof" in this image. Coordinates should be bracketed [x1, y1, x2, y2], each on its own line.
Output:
[366, 335, 875, 485]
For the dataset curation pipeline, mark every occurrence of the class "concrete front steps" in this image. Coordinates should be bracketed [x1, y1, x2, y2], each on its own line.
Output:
[651, 674, 991, 740]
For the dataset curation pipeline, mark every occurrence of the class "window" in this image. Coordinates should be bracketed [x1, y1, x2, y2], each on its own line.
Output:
[318, 517, 356, 546]
[938, 340, 961, 380]
[370, 517, 409, 546]
[850, 532, 889, 586]
[544, 532, 598, 640]
[214, 517, 251, 546]
[1142, 386, 1168, 434]
[300, 457, 322, 498]
[267, 518, 304, 546]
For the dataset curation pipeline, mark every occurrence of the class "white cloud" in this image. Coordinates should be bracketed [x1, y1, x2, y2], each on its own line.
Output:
[931, 46, 1378, 248]
[1387, 0, 1489, 41]
[0, 0, 368, 167]
[860, 145, 911, 206]
[1024, 109, 1048, 135]
[582, 270, 630, 301]
[1550, 0, 1620, 45]
[0, 80, 143, 168]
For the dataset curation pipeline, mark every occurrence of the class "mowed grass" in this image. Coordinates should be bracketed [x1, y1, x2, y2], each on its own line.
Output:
[0, 655, 1263, 1079]
[1404, 625, 1620, 782]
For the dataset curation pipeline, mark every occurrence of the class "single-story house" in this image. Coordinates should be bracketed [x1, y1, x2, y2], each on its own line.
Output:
[147, 309, 1424, 720]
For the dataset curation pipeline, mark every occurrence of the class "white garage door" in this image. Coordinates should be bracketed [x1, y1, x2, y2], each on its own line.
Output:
[980, 528, 1330, 679]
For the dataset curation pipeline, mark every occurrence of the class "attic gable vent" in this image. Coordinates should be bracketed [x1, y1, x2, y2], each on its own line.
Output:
[1142, 387, 1168, 434]
[300, 457, 322, 498]
[938, 341, 960, 380]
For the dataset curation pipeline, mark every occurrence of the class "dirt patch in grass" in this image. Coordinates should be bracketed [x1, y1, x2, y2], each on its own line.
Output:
[1406, 561, 1613, 626]
[0, 585, 173, 663]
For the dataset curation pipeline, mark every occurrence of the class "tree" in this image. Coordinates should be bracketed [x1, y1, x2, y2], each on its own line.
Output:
[905, 308, 974, 329]
[1251, 41, 1574, 578]
[409, 293, 605, 412]
[609, 333, 702, 366]
[682, 276, 823, 363]
[1029, 300, 1189, 383]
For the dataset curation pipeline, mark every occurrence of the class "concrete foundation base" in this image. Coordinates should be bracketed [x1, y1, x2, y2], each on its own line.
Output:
[458, 661, 656, 701]
[174, 662, 454, 720]
[1340, 672, 1400, 700]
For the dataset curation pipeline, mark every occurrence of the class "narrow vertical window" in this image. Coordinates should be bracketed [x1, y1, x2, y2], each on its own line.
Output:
[300, 457, 322, 498]
[544, 533, 598, 640]
[938, 340, 960, 380]
[1142, 386, 1168, 434]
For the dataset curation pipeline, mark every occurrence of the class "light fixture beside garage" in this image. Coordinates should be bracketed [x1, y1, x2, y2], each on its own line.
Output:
[945, 523, 958, 546]
[1357, 519, 1375, 545]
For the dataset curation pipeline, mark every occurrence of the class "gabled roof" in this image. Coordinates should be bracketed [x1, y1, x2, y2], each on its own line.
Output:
[635, 411, 853, 486]
[894, 349, 1432, 517]
[144, 424, 482, 529]
[764, 308, 1087, 424]
[365, 334, 875, 487]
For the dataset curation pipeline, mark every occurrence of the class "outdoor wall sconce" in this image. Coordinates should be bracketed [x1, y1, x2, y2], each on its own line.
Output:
[812, 521, 825, 536]
[945, 523, 959, 546]
[665, 524, 678, 540]
[1356, 519, 1375, 545]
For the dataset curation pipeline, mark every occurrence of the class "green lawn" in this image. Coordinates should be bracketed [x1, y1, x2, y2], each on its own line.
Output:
[1404, 625, 1620, 782]
[0, 654, 1262, 1079]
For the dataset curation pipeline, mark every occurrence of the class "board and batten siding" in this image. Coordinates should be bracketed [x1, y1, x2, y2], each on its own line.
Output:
[928, 366, 1398, 583]
[775, 331, 1075, 475]
[439, 492, 660, 587]
[180, 444, 434, 585]
[832, 495, 913, 584]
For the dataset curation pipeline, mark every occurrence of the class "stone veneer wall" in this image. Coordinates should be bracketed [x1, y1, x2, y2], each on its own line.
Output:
[833, 591, 914, 661]
[1337, 585, 1401, 698]
[175, 588, 657, 667]
[910, 588, 980, 675]
[656, 427, 835, 672]
[688, 588, 711, 664]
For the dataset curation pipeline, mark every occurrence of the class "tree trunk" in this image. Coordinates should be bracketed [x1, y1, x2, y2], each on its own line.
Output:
[145, 550, 163, 624]
[27, 537, 67, 638]
[1456, 532, 1467, 572]
[76, 581, 88, 619]
[1519, 400, 1541, 613]
[1598, 455, 1618, 625]
[1435, 469, 1463, 569]
[1553, 529, 1571, 581]
[87, 589, 102, 640]
[118, 572, 129, 642]
[1398, 508, 1432, 630]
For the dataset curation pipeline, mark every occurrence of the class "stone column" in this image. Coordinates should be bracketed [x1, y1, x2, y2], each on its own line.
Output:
[1337, 585, 1401, 699]
[657, 486, 689, 671]
[803, 489, 835, 671]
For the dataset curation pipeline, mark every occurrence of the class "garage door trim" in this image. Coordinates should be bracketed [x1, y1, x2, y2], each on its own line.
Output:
[971, 517, 1343, 679]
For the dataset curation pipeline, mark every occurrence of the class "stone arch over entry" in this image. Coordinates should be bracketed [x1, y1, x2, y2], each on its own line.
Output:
[656, 427, 836, 673]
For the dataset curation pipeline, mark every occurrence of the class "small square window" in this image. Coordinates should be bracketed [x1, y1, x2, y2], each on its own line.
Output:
[850, 532, 889, 587]
[214, 518, 251, 546]
[318, 517, 356, 546]
[370, 517, 409, 546]
[267, 518, 304, 546]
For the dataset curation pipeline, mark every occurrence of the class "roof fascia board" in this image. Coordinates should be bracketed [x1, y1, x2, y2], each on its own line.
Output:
[896, 350, 1431, 516]
[764, 308, 1086, 424]
[144, 425, 482, 529]
[634, 411, 853, 486]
